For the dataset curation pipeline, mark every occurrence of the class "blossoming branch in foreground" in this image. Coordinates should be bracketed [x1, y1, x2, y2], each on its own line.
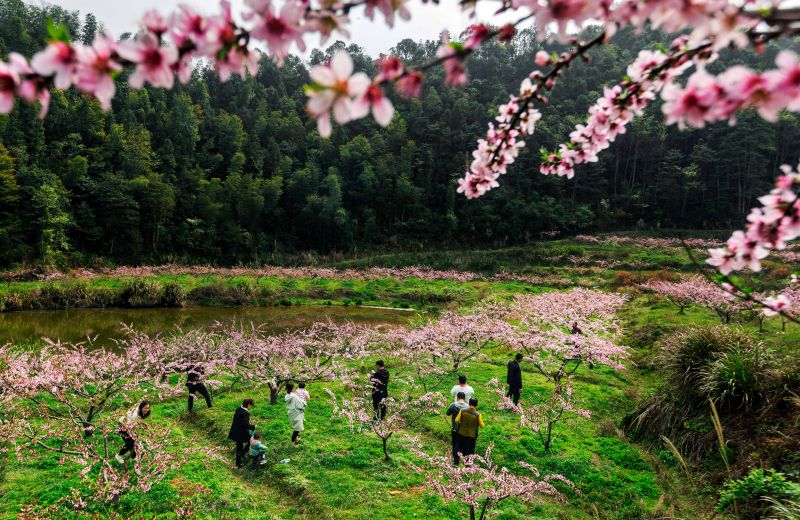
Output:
[708, 162, 800, 275]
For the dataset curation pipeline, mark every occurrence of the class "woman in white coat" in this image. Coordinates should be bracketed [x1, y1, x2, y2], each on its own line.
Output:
[284, 382, 306, 446]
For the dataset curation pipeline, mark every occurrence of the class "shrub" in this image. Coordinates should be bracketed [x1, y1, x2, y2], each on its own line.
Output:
[700, 343, 776, 411]
[717, 469, 800, 517]
[89, 286, 119, 308]
[162, 282, 186, 307]
[658, 326, 755, 391]
[37, 280, 94, 309]
[124, 279, 164, 307]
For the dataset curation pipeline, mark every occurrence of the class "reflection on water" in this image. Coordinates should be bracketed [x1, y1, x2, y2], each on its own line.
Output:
[0, 305, 417, 346]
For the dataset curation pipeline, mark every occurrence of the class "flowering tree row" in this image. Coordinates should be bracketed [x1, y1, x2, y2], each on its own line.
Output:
[1, 287, 630, 512]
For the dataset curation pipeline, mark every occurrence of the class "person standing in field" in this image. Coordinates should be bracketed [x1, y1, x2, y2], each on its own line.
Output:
[228, 398, 256, 468]
[446, 391, 469, 465]
[506, 353, 523, 405]
[185, 363, 212, 412]
[115, 400, 150, 463]
[450, 375, 475, 403]
[454, 398, 485, 463]
[285, 382, 306, 447]
[371, 360, 390, 421]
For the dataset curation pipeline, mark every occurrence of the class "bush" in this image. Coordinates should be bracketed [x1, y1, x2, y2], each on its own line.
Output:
[38, 280, 92, 309]
[717, 469, 800, 517]
[658, 326, 755, 391]
[124, 279, 164, 307]
[700, 343, 776, 411]
[162, 282, 186, 307]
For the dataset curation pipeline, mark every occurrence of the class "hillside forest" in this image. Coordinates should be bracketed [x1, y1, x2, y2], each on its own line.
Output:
[1, 0, 799, 267]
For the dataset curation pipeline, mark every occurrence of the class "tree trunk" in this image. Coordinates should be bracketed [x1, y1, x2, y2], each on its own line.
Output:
[469, 504, 476, 520]
[269, 382, 281, 405]
[382, 436, 392, 461]
[478, 499, 492, 520]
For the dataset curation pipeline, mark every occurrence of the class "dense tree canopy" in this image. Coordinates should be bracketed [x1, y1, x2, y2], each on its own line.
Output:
[0, 0, 798, 267]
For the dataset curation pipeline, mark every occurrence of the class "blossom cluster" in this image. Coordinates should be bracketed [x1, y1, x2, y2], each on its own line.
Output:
[0, 0, 403, 120]
[539, 43, 695, 178]
[639, 275, 751, 322]
[409, 442, 573, 516]
[662, 50, 800, 129]
[457, 76, 542, 199]
[708, 162, 800, 275]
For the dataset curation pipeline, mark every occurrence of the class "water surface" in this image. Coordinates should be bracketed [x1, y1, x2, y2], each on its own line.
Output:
[0, 305, 417, 346]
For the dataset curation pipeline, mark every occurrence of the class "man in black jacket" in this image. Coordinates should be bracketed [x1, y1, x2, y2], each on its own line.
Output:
[506, 353, 523, 405]
[371, 360, 390, 421]
[228, 398, 256, 468]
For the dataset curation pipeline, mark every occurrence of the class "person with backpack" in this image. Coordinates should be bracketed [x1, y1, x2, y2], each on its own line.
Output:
[454, 398, 485, 463]
[446, 391, 469, 465]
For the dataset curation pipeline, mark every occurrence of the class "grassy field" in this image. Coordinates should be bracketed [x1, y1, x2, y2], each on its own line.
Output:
[1, 237, 797, 519]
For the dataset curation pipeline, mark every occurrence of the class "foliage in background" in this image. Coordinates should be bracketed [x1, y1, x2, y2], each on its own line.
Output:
[0, 2, 799, 267]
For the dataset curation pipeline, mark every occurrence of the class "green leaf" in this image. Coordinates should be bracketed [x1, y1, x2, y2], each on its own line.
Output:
[46, 18, 71, 44]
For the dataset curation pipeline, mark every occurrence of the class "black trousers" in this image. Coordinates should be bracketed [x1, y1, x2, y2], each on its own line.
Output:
[451, 431, 461, 465]
[118, 430, 136, 459]
[507, 385, 521, 405]
[457, 435, 477, 460]
[372, 394, 387, 420]
[187, 383, 212, 411]
[235, 441, 249, 468]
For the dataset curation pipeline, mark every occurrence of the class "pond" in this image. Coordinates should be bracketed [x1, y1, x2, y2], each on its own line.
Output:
[0, 305, 418, 346]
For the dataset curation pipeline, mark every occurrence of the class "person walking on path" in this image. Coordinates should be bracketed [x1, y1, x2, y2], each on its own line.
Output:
[371, 360, 390, 421]
[285, 382, 306, 447]
[186, 363, 212, 412]
[115, 400, 150, 463]
[228, 398, 256, 468]
[450, 375, 475, 403]
[506, 353, 524, 406]
[446, 392, 469, 465]
[454, 398, 485, 463]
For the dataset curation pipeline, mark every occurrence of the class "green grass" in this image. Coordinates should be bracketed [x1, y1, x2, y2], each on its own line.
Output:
[5, 295, 786, 518]
[2, 238, 797, 519]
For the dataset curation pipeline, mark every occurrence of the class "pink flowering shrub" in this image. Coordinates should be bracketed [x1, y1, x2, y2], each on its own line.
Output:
[381, 311, 520, 391]
[326, 389, 445, 461]
[409, 442, 576, 520]
[639, 275, 750, 323]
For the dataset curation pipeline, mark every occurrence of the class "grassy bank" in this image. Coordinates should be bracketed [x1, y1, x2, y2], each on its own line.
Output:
[1, 237, 793, 314]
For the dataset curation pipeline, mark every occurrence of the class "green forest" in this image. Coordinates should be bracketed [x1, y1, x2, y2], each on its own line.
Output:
[0, 0, 799, 267]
